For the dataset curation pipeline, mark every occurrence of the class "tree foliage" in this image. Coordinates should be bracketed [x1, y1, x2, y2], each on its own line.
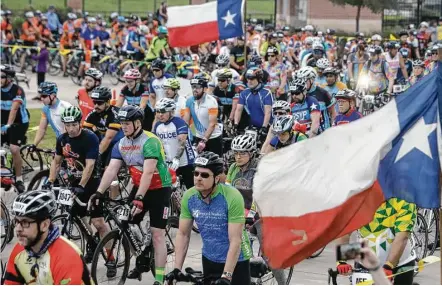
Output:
[329, 0, 398, 13]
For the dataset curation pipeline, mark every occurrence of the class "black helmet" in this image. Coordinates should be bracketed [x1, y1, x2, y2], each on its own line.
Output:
[0, 64, 16, 78]
[151, 59, 165, 70]
[399, 30, 408, 37]
[90, 86, 112, 102]
[84, 68, 103, 81]
[248, 54, 263, 67]
[12, 190, 57, 221]
[245, 67, 263, 82]
[38, 81, 58, 96]
[117, 105, 144, 121]
[194, 151, 224, 176]
[190, 73, 209, 88]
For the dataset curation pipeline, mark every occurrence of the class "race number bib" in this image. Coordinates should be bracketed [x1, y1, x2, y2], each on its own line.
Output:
[245, 129, 258, 142]
[363, 95, 375, 104]
[351, 271, 372, 285]
[58, 189, 74, 206]
[117, 205, 131, 221]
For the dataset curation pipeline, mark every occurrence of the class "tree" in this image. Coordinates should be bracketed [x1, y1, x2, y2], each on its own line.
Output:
[329, 0, 398, 32]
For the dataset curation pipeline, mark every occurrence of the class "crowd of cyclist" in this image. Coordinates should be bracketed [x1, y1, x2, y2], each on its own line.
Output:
[1, 7, 442, 284]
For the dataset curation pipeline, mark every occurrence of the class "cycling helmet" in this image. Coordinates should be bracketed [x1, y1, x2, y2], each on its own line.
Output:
[137, 25, 149, 34]
[38, 81, 58, 96]
[283, 26, 290, 32]
[96, 14, 103, 20]
[83, 11, 89, 18]
[248, 54, 263, 67]
[123, 68, 141, 80]
[326, 28, 335, 35]
[304, 37, 314, 45]
[25, 11, 34, 18]
[231, 134, 256, 152]
[255, 24, 263, 32]
[272, 100, 291, 113]
[217, 68, 233, 80]
[41, 15, 48, 21]
[335, 89, 356, 100]
[155, 98, 176, 112]
[194, 151, 224, 176]
[431, 44, 440, 52]
[323, 67, 338, 76]
[163, 78, 180, 90]
[0, 64, 16, 78]
[419, 21, 429, 28]
[399, 30, 408, 37]
[386, 41, 399, 49]
[289, 77, 308, 93]
[151, 59, 165, 70]
[117, 105, 144, 121]
[61, 106, 82, 123]
[158, 26, 168, 34]
[117, 16, 125, 23]
[368, 45, 383, 55]
[250, 18, 258, 24]
[304, 25, 314, 32]
[272, 115, 295, 135]
[399, 48, 409, 58]
[110, 12, 118, 19]
[88, 17, 97, 23]
[190, 73, 209, 88]
[312, 42, 324, 51]
[12, 190, 57, 220]
[355, 32, 364, 38]
[84, 68, 103, 81]
[67, 12, 77, 20]
[245, 67, 263, 81]
[371, 34, 382, 41]
[266, 46, 279, 55]
[5, 10, 12, 16]
[412, 60, 425, 67]
[90, 86, 112, 102]
[216, 54, 230, 66]
[297, 66, 317, 80]
[316, 58, 330, 69]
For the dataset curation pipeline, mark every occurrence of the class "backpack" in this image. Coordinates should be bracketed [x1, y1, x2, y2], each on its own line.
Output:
[366, 59, 387, 79]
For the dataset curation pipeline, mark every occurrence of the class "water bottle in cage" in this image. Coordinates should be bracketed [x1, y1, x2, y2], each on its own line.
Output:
[130, 224, 143, 245]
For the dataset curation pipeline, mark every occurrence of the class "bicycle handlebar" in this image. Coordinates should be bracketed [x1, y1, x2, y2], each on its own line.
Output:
[166, 267, 218, 285]
[52, 186, 87, 207]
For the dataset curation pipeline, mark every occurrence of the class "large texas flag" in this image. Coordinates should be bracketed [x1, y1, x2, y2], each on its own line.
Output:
[253, 63, 442, 269]
[167, 0, 244, 47]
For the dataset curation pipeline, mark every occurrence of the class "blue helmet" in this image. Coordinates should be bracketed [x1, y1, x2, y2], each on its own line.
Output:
[38, 81, 58, 96]
[117, 16, 125, 23]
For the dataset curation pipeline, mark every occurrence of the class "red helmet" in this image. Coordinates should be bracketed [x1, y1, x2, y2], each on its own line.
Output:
[123, 69, 141, 80]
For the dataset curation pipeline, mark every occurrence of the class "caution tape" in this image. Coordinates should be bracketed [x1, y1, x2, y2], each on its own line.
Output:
[356, 255, 440, 285]
[0, 43, 82, 54]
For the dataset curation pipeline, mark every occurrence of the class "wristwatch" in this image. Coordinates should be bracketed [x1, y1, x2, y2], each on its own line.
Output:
[221, 271, 233, 280]
[135, 195, 144, 201]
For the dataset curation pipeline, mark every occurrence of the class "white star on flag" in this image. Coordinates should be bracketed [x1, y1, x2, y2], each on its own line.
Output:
[310, 103, 317, 111]
[222, 10, 237, 27]
[394, 117, 437, 163]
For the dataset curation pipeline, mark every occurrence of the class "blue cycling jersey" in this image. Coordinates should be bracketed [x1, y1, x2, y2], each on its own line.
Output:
[307, 85, 334, 132]
[1, 83, 29, 125]
[124, 31, 147, 52]
[42, 99, 72, 137]
[291, 95, 320, 132]
[238, 84, 274, 128]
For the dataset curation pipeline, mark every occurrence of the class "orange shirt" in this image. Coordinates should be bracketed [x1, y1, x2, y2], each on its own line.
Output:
[20, 21, 38, 42]
[1, 20, 14, 41]
[77, 88, 94, 122]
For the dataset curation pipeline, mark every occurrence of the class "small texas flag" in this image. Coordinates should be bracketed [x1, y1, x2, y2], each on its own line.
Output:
[167, 0, 245, 47]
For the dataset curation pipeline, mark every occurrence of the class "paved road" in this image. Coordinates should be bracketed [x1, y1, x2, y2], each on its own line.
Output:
[2, 73, 440, 284]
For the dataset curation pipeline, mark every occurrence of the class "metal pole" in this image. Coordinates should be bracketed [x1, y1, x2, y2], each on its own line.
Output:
[118, 0, 121, 14]
[274, 0, 277, 26]
[244, 0, 247, 61]
[438, 47, 442, 286]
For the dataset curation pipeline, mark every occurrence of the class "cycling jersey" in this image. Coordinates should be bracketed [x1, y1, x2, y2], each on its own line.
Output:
[347, 52, 369, 82]
[185, 94, 222, 139]
[358, 198, 417, 267]
[149, 73, 175, 103]
[226, 159, 259, 210]
[1, 19, 14, 41]
[123, 31, 147, 52]
[153, 117, 195, 167]
[209, 68, 240, 88]
[171, 95, 187, 118]
[212, 83, 241, 118]
[120, 83, 149, 106]
[361, 59, 393, 94]
[180, 184, 252, 263]
[41, 99, 72, 137]
[80, 26, 100, 50]
[307, 85, 334, 132]
[1, 83, 29, 125]
[384, 52, 401, 79]
[111, 130, 172, 189]
[4, 227, 93, 285]
[238, 84, 274, 128]
[262, 62, 287, 92]
[315, 75, 326, 86]
[334, 108, 362, 125]
[230, 45, 251, 72]
[290, 95, 320, 132]
[269, 131, 308, 149]
[321, 82, 347, 113]
[55, 129, 99, 182]
[83, 105, 123, 143]
[20, 20, 37, 42]
[146, 36, 169, 60]
[76, 88, 94, 122]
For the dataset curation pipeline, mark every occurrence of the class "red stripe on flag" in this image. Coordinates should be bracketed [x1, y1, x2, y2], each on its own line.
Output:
[261, 181, 385, 269]
[168, 22, 219, 47]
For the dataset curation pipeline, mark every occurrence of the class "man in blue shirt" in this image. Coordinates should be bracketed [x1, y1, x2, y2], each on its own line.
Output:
[45, 5, 62, 38]
[234, 67, 273, 141]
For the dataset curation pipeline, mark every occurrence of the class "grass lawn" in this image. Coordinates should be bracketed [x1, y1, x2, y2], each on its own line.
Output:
[3, 0, 275, 19]
[28, 108, 57, 150]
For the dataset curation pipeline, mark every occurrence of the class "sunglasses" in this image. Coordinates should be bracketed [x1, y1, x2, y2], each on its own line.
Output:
[40, 94, 50, 98]
[290, 90, 302, 95]
[246, 77, 257, 80]
[431, 52, 438, 55]
[218, 79, 227, 82]
[1, 75, 7, 79]
[273, 111, 287, 116]
[156, 109, 168, 114]
[193, 171, 211, 179]
[152, 69, 161, 72]
[268, 54, 276, 57]
[93, 100, 106, 105]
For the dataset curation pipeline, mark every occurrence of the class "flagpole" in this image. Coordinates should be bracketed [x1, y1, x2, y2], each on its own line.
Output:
[243, 0, 247, 63]
[439, 46, 442, 286]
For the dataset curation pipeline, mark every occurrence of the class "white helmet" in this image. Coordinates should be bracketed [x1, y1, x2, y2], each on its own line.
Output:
[312, 41, 324, 50]
[297, 66, 317, 80]
[304, 25, 314, 31]
[316, 58, 330, 69]
[110, 12, 118, 19]
[371, 34, 382, 41]
[231, 134, 256, 152]
[216, 54, 230, 65]
[272, 100, 291, 113]
[155, 98, 176, 112]
[272, 115, 295, 135]
[25, 11, 34, 18]
[304, 37, 314, 45]
[138, 25, 149, 34]
[419, 21, 429, 28]
[255, 24, 263, 32]
[88, 17, 97, 23]
[67, 12, 77, 20]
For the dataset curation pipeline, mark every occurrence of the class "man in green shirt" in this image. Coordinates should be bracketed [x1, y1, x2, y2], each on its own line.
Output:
[146, 26, 172, 61]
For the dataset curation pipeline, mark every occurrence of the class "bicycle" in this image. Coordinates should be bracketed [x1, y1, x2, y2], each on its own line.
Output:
[418, 208, 439, 255]
[165, 267, 219, 285]
[411, 213, 429, 277]
[90, 197, 177, 284]
[0, 200, 13, 252]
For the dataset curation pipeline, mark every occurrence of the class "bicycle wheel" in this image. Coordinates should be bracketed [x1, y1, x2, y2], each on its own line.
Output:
[1, 201, 12, 252]
[425, 209, 439, 255]
[412, 213, 428, 277]
[91, 229, 131, 285]
[20, 146, 43, 181]
[165, 216, 179, 274]
[52, 214, 85, 253]
[26, 169, 49, 191]
[309, 245, 326, 258]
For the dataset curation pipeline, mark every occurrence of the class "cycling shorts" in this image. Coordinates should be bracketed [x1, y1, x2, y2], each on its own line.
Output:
[1, 123, 29, 146]
[202, 255, 251, 285]
[71, 178, 103, 219]
[129, 186, 171, 229]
